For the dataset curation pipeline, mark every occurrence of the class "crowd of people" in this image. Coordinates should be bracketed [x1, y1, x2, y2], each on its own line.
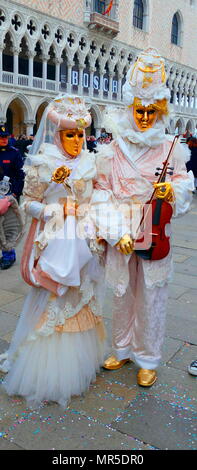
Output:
[8, 134, 34, 160]
[86, 129, 112, 152]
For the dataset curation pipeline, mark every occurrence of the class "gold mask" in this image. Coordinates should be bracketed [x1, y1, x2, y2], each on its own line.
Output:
[60, 129, 84, 157]
[132, 98, 158, 132]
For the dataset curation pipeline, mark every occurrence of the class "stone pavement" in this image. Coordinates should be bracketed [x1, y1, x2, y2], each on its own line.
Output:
[0, 196, 197, 452]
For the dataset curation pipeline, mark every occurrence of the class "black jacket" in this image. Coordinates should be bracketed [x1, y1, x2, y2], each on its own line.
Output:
[0, 145, 25, 197]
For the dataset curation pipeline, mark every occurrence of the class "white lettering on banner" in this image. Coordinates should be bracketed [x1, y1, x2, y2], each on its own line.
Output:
[72, 70, 78, 85]
[71, 70, 118, 93]
[103, 77, 109, 92]
[93, 75, 99, 90]
[83, 73, 89, 88]
[112, 80, 118, 93]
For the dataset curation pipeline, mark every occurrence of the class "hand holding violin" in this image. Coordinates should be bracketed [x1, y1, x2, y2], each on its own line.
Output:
[153, 182, 174, 202]
[116, 234, 134, 255]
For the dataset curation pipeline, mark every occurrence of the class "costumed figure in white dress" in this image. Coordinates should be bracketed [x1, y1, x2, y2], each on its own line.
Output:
[70, 48, 194, 387]
[0, 95, 106, 407]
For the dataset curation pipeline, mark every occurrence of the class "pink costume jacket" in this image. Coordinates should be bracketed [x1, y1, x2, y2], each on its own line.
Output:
[72, 135, 194, 296]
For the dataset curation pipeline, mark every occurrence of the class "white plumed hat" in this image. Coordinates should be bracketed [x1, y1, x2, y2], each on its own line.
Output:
[122, 47, 171, 107]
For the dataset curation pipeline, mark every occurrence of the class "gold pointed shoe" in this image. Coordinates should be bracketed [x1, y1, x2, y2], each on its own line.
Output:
[103, 355, 130, 370]
[137, 369, 157, 387]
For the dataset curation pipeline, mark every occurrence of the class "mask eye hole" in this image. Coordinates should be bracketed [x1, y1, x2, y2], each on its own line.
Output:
[66, 133, 75, 138]
[136, 109, 144, 115]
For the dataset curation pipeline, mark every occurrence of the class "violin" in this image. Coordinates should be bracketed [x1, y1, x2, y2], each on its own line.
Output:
[134, 135, 179, 261]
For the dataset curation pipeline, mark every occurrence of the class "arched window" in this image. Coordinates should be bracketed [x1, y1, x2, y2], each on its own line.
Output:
[171, 13, 179, 45]
[133, 0, 144, 29]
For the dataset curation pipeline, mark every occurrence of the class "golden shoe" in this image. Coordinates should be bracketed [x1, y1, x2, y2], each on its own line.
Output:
[103, 355, 130, 370]
[137, 368, 157, 387]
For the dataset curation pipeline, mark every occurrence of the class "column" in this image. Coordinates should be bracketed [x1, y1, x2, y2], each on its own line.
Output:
[0, 48, 2, 82]
[99, 72, 104, 100]
[194, 92, 197, 111]
[188, 93, 192, 110]
[78, 65, 84, 96]
[13, 48, 19, 85]
[25, 120, 36, 136]
[67, 62, 72, 93]
[184, 91, 188, 109]
[42, 55, 48, 90]
[89, 67, 94, 98]
[108, 72, 113, 101]
[173, 87, 178, 106]
[55, 59, 61, 92]
[28, 51, 35, 88]
[117, 73, 122, 102]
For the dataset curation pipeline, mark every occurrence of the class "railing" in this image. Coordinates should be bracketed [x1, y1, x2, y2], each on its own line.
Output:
[2, 71, 14, 84]
[33, 77, 43, 89]
[46, 79, 56, 91]
[18, 74, 29, 86]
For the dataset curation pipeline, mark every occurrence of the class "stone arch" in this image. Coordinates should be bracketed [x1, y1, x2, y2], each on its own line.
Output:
[169, 119, 175, 134]
[186, 119, 195, 134]
[33, 99, 50, 135]
[175, 117, 185, 134]
[5, 94, 32, 136]
[89, 105, 103, 138]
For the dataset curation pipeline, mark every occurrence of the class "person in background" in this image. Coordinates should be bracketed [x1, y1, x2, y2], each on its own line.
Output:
[0, 125, 24, 269]
[186, 136, 197, 191]
[8, 134, 17, 147]
[87, 135, 97, 153]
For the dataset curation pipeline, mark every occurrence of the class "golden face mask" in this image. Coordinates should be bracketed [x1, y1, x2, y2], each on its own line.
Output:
[60, 129, 84, 157]
[132, 99, 158, 132]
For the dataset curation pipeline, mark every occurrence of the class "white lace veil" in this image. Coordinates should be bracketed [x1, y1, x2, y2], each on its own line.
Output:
[29, 103, 58, 155]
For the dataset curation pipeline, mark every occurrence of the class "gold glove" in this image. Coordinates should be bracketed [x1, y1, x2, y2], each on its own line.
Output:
[153, 182, 174, 202]
[116, 234, 134, 255]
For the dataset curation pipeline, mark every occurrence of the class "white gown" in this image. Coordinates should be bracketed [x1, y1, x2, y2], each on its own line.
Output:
[0, 143, 106, 408]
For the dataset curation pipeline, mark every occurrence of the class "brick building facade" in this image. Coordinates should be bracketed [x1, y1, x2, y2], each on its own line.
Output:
[0, 0, 197, 136]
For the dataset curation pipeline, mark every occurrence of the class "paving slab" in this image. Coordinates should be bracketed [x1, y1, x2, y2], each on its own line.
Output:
[0, 396, 153, 451]
[167, 298, 197, 321]
[0, 195, 196, 452]
[143, 365, 197, 412]
[168, 283, 189, 300]
[165, 313, 197, 345]
[169, 272, 197, 289]
[0, 290, 23, 308]
[0, 297, 25, 316]
[111, 394, 197, 450]
[168, 343, 197, 372]
[161, 336, 183, 365]
[177, 291, 197, 305]
[0, 311, 18, 337]
[0, 339, 9, 355]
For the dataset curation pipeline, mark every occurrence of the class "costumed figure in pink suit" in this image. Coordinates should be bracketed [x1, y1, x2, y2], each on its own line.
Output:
[0, 95, 106, 407]
[69, 48, 194, 387]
